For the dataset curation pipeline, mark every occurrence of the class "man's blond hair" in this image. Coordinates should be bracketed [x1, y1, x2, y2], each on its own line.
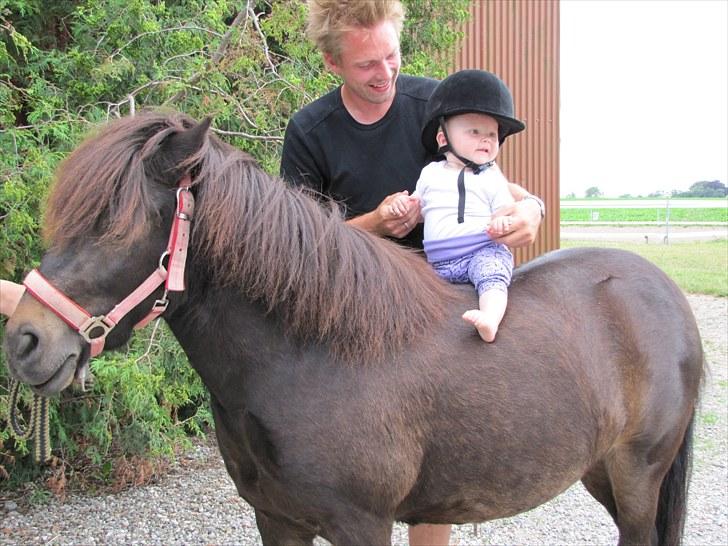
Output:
[307, 0, 405, 60]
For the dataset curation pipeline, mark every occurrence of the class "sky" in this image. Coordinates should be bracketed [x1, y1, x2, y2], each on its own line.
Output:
[560, 0, 728, 197]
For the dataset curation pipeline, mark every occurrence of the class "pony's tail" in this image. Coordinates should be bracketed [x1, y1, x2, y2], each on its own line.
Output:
[655, 412, 694, 546]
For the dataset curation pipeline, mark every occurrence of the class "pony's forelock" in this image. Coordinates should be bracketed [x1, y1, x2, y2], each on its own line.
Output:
[44, 111, 199, 249]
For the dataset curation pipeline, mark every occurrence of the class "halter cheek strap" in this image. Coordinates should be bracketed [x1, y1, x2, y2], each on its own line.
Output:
[22, 175, 194, 357]
[165, 184, 194, 292]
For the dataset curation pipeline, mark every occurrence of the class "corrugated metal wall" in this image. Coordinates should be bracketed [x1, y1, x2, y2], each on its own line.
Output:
[453, 0, 560, 264]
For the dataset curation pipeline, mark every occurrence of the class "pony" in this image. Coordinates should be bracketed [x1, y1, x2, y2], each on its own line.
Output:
[4, 111, 703, 545]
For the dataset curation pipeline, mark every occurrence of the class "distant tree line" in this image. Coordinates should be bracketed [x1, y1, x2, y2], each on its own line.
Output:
[670, 180, 727, 198]
[566, 180, 726, 199]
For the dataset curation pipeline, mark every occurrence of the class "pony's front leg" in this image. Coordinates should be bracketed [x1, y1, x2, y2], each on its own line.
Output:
[323, 510, 393, 546]
[255, 509, 316, 546]
[255, 507, 393, 546]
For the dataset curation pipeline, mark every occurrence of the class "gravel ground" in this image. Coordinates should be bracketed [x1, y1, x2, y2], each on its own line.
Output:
[1, 295, 726, 545]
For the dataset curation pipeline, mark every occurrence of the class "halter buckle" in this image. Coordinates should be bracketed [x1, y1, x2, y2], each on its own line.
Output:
[78, 315, 115, 343]
[151, 296, 169, 314]
[175, 187, 192, 220]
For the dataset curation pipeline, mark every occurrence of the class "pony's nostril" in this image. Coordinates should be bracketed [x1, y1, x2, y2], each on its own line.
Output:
[17, 330, 40, 360]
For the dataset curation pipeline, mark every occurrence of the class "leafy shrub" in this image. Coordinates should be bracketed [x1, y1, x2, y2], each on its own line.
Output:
[0, 0, 468, 490]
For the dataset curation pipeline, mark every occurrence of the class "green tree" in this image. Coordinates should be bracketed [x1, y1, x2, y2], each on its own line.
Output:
[687, 180, 726, 197]
[585, 186, 602, 198]
[1, 0, 469, 488]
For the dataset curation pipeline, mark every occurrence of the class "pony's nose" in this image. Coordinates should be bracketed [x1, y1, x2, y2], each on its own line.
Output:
[5, 324, 42, 366]
[14, 326, 40, 361]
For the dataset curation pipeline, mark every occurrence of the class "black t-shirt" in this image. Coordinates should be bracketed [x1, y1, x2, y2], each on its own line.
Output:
[280, 74, 438, 249]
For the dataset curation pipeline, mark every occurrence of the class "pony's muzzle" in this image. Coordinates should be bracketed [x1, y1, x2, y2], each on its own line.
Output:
[3, 300, 86, 395]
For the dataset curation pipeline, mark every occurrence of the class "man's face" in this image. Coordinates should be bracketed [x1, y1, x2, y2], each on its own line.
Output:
[325, 20, 401, 107]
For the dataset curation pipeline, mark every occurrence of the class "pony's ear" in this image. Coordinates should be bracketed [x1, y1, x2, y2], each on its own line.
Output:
[149, 117, 212, 184]
[169, 117, 212, 158]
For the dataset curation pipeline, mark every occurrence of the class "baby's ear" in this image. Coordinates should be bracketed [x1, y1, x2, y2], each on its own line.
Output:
[436, 129, 448, 147]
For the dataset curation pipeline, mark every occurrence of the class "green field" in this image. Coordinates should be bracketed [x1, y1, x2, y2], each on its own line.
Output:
[560, 208, 727, 223]
[560, 239, 728, 297]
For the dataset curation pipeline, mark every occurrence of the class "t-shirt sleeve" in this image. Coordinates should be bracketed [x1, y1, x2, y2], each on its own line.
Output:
[490, 169, 516, 212]
[412, 166, 430, 203]
[280, 118, 326, 194]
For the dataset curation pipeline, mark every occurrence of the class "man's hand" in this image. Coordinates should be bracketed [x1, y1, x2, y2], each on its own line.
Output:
[0, 280, 26, 318]
[488, 198, 542, 247]
[349, 191, 421, 238]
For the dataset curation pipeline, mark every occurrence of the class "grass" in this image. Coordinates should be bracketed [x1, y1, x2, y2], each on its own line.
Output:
[560, 207, 727, 223]
[701, 412, 720, 426]
[560, 239, 728, 297]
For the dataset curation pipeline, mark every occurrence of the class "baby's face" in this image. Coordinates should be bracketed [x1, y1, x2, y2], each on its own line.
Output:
[439, 113, 499, 165]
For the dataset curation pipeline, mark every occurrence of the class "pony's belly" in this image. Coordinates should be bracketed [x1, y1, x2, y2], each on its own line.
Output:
[398, 486, 575, 525]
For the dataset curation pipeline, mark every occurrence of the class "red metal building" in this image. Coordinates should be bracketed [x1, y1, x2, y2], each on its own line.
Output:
[454, 0, 560, 264]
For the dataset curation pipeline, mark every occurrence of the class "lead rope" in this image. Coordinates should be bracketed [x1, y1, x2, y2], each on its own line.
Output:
[7, 379, 51, 463]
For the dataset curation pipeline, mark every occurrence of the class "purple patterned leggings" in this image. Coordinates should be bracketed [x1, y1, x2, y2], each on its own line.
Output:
[432, 244, 513, 296]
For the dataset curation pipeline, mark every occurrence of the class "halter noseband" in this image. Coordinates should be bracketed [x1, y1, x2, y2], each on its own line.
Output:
[22, 175, 195, 357]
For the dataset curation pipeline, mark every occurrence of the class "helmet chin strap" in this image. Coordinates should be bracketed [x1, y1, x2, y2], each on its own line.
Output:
[438, 117, 494, 224]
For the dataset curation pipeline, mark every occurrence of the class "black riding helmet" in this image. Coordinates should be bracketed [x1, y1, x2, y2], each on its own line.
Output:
[421, 69, 525, 155]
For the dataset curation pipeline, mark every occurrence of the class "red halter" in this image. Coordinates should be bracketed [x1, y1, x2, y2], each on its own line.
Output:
[22, 176, 194, 357]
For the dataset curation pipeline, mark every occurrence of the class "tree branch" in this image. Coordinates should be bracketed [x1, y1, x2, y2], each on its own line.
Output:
[163, 6, 249, 106]
[109, 26, 223, 61]
[211, 127, 283, 142]
[247, 1, 277, 74]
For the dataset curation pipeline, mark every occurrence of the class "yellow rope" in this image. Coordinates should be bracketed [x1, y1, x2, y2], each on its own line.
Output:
[8, 379, 51, 463]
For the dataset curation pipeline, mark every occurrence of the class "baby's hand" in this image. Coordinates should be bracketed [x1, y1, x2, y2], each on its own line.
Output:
[389, 192, 420, 217]
[488, 215, 514, 236]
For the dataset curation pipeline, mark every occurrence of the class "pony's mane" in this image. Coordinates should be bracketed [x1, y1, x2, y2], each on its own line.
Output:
[44, 111, 458, 362]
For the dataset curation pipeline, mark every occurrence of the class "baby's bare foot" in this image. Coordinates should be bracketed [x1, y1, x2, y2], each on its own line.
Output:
[462, 310, 498, 342]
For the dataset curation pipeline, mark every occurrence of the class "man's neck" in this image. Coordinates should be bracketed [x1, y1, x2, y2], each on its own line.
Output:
[340, 85, 394, 125]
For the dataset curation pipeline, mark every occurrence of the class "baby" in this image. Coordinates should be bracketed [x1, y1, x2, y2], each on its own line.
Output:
[391, 70, 526, 342]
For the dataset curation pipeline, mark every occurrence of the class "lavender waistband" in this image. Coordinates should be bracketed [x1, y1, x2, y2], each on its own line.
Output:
[423, 233, 498, 263]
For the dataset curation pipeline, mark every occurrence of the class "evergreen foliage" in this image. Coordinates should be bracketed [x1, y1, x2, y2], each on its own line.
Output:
[0, 0, 469, 489]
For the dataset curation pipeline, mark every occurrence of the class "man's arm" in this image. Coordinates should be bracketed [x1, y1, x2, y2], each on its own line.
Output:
[488, 182, 545, 247]
[280, 119, 326, 192]
[348, 192, 420, 238]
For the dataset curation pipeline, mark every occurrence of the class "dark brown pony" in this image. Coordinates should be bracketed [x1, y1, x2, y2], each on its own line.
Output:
[4, 112, 704, 546]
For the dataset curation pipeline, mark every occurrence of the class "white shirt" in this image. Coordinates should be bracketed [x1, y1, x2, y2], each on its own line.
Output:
[413, 160, 514, 242]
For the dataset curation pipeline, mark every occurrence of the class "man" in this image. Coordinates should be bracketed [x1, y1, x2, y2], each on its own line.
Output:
[281, 0, 544, 251]
[280, 1, 544, 544]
